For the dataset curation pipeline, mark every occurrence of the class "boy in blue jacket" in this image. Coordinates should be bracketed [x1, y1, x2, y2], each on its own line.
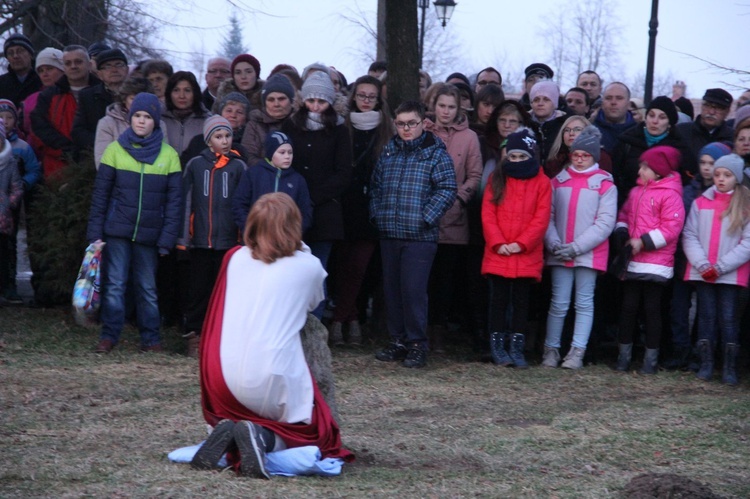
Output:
[232, 131, 312, 232]
[178, 115, 247, 357]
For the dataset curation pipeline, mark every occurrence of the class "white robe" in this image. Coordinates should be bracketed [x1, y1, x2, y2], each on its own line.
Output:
[220, 245, 326, 424]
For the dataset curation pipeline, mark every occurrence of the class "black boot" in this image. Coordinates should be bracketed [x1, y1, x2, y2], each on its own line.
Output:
[509, 333, 529, 369]
[490, 331, 513, 366]
[662, 345, 690, 370]
[638, 348, 659, 375]
[722, 343, 739, 386]
[615, 343, 632, 372]
[696, 339, 714, 381]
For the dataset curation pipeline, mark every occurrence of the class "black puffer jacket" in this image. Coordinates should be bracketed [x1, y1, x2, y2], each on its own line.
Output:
[611, 122, 697, 206]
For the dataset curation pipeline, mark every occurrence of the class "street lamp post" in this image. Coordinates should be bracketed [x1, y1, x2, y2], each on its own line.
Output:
[418, 0, 457, 68]
[644, 0, 659, 106]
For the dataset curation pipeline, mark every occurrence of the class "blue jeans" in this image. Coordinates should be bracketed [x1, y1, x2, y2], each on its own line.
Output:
[545, 266, 597, 349]
[380, 239, 437, 350]
[307, 241, 333, 320]
[100, 237, 161, 347]
[696, 282, 740, 345]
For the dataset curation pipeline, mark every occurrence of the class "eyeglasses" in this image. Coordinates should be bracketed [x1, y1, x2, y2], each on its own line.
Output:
[356, 93, 378, 102]
[476, 80, 500, 87]
[563, 126, 585, 134]
[571, 152, 593, 160]
[207, 69, 231, 75]
[498, 118, 519, 126]
[99, 62, 127, 70]
[395, 120, 422, 130]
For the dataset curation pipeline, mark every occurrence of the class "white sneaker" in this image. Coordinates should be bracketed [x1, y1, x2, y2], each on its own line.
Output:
[541, 346, 560, 368]
[561, 347, 586, 370]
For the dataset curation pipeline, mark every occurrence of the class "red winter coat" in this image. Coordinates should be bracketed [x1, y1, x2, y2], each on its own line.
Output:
[481, 168, 552, 281]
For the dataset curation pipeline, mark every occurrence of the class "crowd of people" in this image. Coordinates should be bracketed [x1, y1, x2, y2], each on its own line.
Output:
[2, 35, 750, 381]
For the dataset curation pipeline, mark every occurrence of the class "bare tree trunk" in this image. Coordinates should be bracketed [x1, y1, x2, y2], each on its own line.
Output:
[26, 0, 107, 48]
[376, 0, 387, 62]
[385, 0, 419, 112]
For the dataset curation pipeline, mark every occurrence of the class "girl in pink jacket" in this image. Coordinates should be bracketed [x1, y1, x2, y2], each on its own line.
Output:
[542, 126, 617, 369]
[613, 146, 685, 374]
[682, 153, 750, 385]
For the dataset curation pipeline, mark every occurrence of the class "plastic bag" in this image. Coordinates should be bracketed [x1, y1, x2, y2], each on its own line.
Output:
[72, 241, 105, 325]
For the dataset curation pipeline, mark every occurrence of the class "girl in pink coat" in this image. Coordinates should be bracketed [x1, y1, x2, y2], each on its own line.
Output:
[682, 153, 750, 385]
[542, 126, 617, 369]
[613, 145, 685, 374]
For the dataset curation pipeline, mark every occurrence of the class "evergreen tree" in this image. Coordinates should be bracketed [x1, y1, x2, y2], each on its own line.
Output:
[221, 13, 248, 60]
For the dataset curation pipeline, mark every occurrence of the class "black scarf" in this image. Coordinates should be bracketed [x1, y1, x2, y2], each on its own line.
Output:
[503, 157, 539, 179]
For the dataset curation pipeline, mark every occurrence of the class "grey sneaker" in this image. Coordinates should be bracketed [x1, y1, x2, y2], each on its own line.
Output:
[541, 346, 560, 368]
[561, 347, 586, 370]
[329, 322, 345, 346]
[347, 321, 362, 346]
[191, 419, 236, 470]
[234, 421, 270, 479]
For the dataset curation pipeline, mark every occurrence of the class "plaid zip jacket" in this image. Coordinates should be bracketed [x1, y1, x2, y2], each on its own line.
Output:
[370, 131, 457, 242]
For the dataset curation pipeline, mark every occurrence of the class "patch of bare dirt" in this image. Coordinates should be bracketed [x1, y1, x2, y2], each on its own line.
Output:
[624, 473, 724, 499]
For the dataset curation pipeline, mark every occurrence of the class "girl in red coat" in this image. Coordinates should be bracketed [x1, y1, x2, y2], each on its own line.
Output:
[481, 129, 552, 367]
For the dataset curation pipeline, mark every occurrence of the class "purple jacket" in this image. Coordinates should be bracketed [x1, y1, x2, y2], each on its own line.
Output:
[616, 173, 685, 280]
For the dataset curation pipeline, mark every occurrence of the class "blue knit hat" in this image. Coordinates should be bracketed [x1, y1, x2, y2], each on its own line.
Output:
[699, 142, 732, 162]
[128, 93, 161, 126]
[264, 131, 293, 160]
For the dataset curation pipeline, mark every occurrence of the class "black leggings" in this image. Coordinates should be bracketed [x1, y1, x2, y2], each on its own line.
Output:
[619, 280, 666, 349]
[487, 275, 533, 334]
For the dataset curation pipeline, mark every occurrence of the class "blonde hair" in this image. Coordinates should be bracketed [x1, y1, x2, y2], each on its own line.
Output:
[243, 193, 303, 263]
[723, 184, 750, 234]
[547, 115, 590, 163]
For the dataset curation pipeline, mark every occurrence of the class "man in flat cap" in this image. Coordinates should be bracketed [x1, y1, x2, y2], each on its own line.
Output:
[677, 88, 734, 160]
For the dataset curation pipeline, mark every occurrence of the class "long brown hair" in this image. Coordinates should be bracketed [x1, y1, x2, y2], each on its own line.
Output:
[724, 185, 750, 234]
[243, 193, 303, 263]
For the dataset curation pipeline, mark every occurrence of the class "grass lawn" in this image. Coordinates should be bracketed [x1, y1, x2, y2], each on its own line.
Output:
[1, 306, 748, 498]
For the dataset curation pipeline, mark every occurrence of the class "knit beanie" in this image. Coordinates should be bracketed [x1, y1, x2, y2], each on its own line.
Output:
[35, 47, 64, 71]
[128, 93, 162, 125]
[96, 48, 128, 67]
[4, 34, 34, 58]
[264, 131, 293, 160]
[530, 80, 559, 104]
[87, 41, 111, 59]
[0, 99, 18, 121]
[0, 117, 5, 139]
[640, 145, 681, 178]
[699, 142, 732, 162]
[301, 62, 330, 80]
[301, 71, 335, 105]
[217, 91, 250, 115]
[733, 105, 750, 128]
[203, 115, 232, 144]
[647, 96, 678, 126]
[261, 73, 295, 102]
[674, 96, 694, 120]
[231, 54, 261, 79]
[505, 129, 537, 159]
[570, 125, 602, 162]
[446, 72, 471, 87]
[714, 153, 745, 183]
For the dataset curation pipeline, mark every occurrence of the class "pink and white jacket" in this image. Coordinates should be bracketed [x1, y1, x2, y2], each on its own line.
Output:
[616, 173, 685, 280]
[682, 187, 750, 287]
[545, 166, 617, 271]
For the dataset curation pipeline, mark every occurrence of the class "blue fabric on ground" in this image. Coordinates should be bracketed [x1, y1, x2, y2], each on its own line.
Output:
[168, 442, 344, 476]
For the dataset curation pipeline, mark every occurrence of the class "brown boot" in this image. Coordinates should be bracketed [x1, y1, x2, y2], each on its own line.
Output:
[185, 331, 200, 358]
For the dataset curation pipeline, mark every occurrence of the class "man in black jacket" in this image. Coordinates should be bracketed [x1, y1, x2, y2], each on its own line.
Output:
[72, 49, 128, 153]
[676, 88, 734, 161]
[0, 34, 41, 107]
